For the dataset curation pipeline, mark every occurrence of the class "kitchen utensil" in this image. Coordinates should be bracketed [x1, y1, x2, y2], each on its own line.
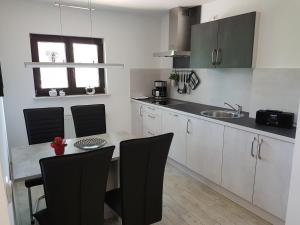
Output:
[182, 74, 187, 94]
[186, 73, 191, 94]
[177, 73, 183, 94]
[188, 71, 200, 90]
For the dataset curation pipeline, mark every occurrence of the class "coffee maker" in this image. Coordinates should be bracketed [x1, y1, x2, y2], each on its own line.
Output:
[152, 80, 167, 100]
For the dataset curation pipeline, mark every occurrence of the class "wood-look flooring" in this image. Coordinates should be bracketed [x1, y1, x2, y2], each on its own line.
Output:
[15, 163, 270, 225]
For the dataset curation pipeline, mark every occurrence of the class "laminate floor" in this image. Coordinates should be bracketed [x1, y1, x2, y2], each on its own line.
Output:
[15, 163, 271, 225]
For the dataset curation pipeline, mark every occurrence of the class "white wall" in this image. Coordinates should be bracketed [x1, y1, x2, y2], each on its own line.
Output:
[0, 0, 163, 147]
[286, 102, 300, 225]
[0, 98, 12, 225]
[201, 0, 300, 68]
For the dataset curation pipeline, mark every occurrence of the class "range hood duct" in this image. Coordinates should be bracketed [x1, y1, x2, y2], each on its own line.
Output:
[153, 6, 201, 58]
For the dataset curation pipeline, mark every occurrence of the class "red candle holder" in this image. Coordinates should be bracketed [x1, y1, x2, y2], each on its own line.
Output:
[51, 137, 67, 156]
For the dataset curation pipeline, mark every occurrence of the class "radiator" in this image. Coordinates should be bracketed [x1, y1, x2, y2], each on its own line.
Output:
[64, 115, 76, 139]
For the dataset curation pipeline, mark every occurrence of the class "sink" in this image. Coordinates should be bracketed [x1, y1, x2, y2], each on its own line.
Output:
[200, 110, 244, 119]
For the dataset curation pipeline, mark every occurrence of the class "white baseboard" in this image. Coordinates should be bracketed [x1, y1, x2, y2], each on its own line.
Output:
[167, 158, 285, 225]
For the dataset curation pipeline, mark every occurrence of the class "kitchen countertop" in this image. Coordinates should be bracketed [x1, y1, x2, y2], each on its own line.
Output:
[133, 98, 296, 140]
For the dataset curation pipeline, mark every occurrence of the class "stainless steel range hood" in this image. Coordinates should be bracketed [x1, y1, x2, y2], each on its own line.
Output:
[153, 6, 201, 58]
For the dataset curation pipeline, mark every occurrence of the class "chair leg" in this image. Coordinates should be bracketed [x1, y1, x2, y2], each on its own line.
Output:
[27, 188, 35, 225]
[35, 195, 45, 213]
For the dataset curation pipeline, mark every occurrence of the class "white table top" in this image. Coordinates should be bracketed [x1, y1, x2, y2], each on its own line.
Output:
[10, 131, 134, 182]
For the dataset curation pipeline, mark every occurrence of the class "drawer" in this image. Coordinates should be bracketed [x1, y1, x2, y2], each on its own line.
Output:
[143, 128, 158, 137]
[143, 105, 160, 116]
[143, 112, 162, 134]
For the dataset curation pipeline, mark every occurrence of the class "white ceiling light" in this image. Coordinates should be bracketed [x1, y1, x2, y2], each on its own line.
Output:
[24, 0, 124, 69]
[54, 2, 96, 11]
[40, 0, 215, 11]
[24, 62, 124, 68]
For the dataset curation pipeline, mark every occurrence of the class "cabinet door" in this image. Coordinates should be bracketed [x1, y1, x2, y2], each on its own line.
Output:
[222, 127, 258, 202]
[253, 136, 294, 220]
[162, 111, 187, 166]
[186, 117, 224, 184]
[131, 102, 143, 137]
[217, 12, 256, 68]
[190, 21, 218, 68]
[143, 111, 162, 135]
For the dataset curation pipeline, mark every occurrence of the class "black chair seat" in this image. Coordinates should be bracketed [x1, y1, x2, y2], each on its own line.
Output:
[25, 176, 43, 188]
[105, 188, 122, 216]
[33, 209, 49, 225]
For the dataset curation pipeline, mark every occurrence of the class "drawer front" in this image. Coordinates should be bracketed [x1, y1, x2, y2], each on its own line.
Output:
[143, 105, 160, 116]
[143, 112, 162, 134]
[143, 128, 158, 137]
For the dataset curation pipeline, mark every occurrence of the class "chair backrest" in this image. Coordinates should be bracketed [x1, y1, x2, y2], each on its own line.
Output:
[40, 146, 114, 225]
[71, 104, 106, 138]
[23, 107, 64, 145]
[119, 133, 174, 225]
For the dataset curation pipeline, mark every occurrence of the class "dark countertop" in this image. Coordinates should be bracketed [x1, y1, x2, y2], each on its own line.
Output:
[133, 98, 296, 140]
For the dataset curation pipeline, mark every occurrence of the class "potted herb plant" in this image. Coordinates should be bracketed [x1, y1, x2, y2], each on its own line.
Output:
[169, 72, 179, 87]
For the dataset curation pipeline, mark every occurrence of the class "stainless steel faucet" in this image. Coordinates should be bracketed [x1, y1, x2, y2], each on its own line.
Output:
[224, 102, 242, 116]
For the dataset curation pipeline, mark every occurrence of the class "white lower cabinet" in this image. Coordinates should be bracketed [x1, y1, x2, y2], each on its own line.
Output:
[142, 105, 162, 136]
[222, 126, 294, 220]
[186, 117, 224, 184]
[253, 136, 294, 220]
[162, 110, 188, 166]
[131, 101, 143, 137]
[222, 127, 258, 202]
[131, 101, 294, 220]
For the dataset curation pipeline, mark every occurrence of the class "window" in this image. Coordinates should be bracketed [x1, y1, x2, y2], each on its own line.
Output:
[30, 34, 105, 96]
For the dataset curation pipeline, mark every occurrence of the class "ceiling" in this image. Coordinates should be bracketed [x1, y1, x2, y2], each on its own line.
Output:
[40, 0, 214, 11]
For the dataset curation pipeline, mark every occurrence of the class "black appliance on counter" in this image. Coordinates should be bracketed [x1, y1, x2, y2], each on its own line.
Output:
[256, 110, 294, 128]
[0, 64, 3, 97]
[152, 80, 167, 100]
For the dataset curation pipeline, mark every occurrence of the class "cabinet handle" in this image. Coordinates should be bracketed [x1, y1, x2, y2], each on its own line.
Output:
[258, 139, 263, 160]
[216, 48, 222, 65]
[147, 131, 155, 136]
[148, 115, 156, 119]
[169, 113, 178, 117]
[211, 49, 217, 65]
[139, 106, 143, 117]
[251, 137, 256, 158]
[186, 119, 191, 134]
[147, 106, 155, 111]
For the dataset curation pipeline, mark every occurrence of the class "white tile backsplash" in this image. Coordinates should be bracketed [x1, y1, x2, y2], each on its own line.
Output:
[130, 69, 161, 98]
[249, 69, 300, 123]
[130, 68, 300, 124]
[161, 69, 253, 112]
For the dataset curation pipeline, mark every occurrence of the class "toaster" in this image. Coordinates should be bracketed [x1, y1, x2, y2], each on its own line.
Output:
[255, 110, 294, 128]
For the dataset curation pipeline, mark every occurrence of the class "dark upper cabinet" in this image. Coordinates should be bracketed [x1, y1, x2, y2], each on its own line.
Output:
[190, 12, 256, 68]
[190, 21, 219, 68]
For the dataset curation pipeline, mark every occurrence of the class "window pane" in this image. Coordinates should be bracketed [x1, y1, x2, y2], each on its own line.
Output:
[73, 43, 100, 88]
[38, 42, 68, 89]
[40, 68, 68, 89]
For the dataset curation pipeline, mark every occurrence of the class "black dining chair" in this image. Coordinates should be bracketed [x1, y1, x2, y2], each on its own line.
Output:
[23, 107, 64, 224]
[71, 104, 106, 138]
[105, 133, 174, 225]
[34, 146, 115, 225]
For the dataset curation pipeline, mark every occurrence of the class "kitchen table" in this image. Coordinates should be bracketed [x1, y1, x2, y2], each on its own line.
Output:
[10, 131, 134, 225]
